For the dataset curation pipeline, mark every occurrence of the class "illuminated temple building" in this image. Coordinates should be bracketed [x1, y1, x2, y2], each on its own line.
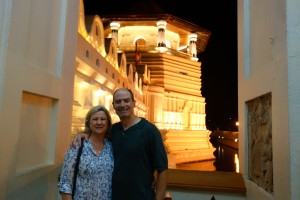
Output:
[2, 0, 300, 199]
[74, 0, 215, 165]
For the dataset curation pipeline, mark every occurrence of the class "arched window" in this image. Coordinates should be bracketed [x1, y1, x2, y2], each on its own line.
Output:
[95, 25, 99, 36]
[134, 37, 147, 51]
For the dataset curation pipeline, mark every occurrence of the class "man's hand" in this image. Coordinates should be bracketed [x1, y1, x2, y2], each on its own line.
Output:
[70, 132, 88, 148]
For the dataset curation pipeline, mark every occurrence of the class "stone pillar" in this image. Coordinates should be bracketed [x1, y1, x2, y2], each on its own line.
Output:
[110, 21, 120, 46]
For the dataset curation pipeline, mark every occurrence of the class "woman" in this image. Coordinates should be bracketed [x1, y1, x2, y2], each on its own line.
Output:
[58, 105, 114, 200]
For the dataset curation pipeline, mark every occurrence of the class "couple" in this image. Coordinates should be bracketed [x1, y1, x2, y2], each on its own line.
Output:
[58, 88, 168, 200]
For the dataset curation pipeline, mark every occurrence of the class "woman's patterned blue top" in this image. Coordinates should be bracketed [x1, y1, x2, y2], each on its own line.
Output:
[58, 139, 114, 200]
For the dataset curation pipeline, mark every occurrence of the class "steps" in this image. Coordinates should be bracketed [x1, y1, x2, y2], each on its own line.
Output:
[165, 130, 216, 164]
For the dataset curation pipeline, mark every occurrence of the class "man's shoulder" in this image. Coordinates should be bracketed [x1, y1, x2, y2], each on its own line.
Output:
[112, 121, 121, 126]
[139, 118, 158, 130]
[139, 117, 150, 126]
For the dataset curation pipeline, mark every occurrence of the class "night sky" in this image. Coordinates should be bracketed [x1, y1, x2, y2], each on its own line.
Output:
[83, 0, 238, 131]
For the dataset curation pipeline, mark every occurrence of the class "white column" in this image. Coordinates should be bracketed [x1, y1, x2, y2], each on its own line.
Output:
[189, 33, 198, 61]
[156, 20, 167, 47]
[110, 21, 120, 46]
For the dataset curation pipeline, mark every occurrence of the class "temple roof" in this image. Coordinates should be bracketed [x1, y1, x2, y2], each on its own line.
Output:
[101, 14, 211, 53]
[83, 0, 211, 53]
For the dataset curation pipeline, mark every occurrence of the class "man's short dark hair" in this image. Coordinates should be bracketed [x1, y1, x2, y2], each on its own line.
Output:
[113, 88, 135, 102]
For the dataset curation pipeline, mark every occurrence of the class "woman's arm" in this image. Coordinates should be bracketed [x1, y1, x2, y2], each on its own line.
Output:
[58, 148, 77, 197]
[60, 192, 72, 200]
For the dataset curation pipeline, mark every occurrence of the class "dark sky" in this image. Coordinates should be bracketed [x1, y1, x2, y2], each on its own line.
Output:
[83, 0, 238, 131]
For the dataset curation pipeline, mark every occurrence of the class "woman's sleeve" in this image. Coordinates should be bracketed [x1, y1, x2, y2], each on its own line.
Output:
[58, 147, 78, 194]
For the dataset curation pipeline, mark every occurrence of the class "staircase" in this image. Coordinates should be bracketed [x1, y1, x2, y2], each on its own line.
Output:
[164, 129, 216, 164]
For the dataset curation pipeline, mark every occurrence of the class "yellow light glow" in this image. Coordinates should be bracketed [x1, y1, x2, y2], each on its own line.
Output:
[106, 81, 115, 90]
[95, 74, 106, 84]
[234, 154, 239, 173]
[94, 89, 105, 96]
[78, 81, 89, 88]
[77, 65, 94, 76]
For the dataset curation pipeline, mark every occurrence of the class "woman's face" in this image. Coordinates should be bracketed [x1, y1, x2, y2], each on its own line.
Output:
[89, 110, 108, 135]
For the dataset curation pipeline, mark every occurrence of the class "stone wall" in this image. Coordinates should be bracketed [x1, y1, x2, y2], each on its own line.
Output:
[247, 93, 273, 193]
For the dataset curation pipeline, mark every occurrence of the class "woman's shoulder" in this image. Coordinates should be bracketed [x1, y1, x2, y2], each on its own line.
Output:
[104, 138, 113, 145]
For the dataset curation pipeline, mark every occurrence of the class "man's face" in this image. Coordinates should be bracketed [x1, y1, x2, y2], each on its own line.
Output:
[112, 89, 135, 119]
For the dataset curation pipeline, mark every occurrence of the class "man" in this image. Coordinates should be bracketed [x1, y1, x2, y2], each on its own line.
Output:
[73, 88, 168, 200]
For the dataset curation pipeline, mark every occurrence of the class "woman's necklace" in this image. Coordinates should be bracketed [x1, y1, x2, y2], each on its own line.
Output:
[89, 138, 104, 155]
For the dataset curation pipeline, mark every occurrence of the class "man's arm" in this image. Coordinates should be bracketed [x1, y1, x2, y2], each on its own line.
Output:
[155, 169, 168, 200]
[70, 133, 88, 148]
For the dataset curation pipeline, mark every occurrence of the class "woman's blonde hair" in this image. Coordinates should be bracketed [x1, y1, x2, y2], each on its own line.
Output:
[84, 105, 112, 140]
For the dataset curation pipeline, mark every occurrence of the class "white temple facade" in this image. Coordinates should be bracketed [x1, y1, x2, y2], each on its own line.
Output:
[74, 0, 215, 165]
